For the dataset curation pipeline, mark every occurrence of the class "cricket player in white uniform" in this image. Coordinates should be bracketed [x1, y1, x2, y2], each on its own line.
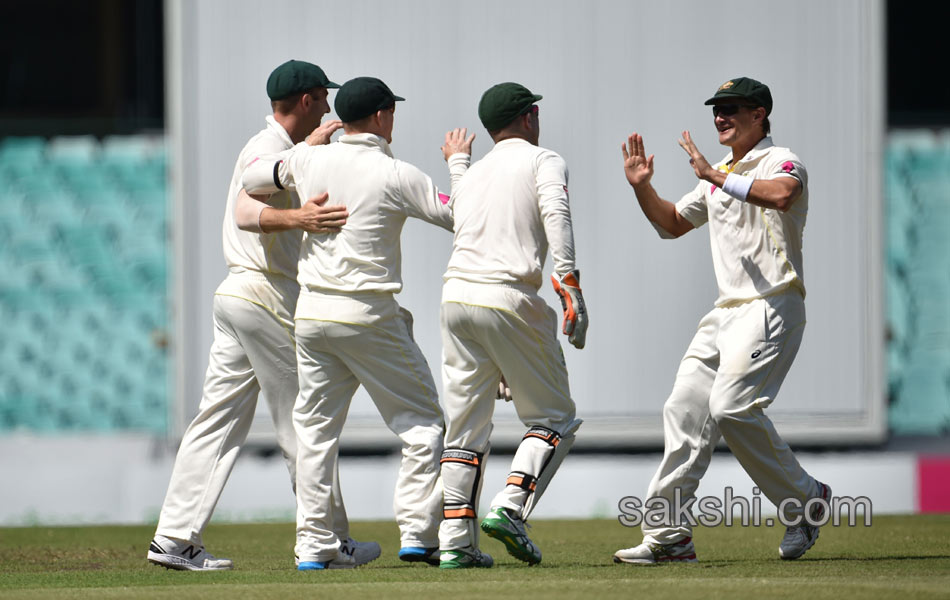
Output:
[148, 61, 380, 571]
[242, 76, 474, 570]
[613, 77, 830, 565]
[437, 83, 587, 569]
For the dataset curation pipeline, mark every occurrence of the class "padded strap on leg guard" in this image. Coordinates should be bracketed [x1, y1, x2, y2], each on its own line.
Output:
[440, 448, 486, 520]
[521, 418, 583, 520]
[506, 426, 561, 494]
[506, 472, 538, 492]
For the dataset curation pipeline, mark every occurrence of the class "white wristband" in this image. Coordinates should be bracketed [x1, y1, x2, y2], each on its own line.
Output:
[723, 172, 753, 201]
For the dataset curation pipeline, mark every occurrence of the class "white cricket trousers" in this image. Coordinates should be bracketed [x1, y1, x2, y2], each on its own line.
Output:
[439, 279, 577, 549]
[156, 273, 350, 545]
[293, 291, 444, 562]
[642, 290, 822, 545]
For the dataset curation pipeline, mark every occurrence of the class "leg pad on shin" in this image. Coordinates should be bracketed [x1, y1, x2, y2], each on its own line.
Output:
[517, 419, 583, 520]
[440, 449, 485, 521]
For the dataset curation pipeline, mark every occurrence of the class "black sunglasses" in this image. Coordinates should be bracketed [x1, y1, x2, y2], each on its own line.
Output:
[712, 104, 756, 117]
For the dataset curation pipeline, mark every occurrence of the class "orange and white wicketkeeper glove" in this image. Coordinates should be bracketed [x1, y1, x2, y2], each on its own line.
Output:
[550, 270, 588, 349]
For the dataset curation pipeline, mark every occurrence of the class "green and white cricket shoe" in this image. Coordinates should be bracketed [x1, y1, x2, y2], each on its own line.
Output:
[439, 547, 494, 569]
[147, 535, 233, 571]
[480, 507, 542, 565]
[613, 537, 698, 565]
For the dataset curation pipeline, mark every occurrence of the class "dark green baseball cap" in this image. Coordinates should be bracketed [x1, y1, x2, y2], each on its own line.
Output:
[478, 82, 542, 132]
[266, 60, 340, 101]
[334, 77, 405, 123]
[704, 77, 773, 115]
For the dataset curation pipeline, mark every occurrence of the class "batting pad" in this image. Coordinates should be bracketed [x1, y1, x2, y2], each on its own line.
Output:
[441, 448, 487, 520]
[520, 419, 583, 520]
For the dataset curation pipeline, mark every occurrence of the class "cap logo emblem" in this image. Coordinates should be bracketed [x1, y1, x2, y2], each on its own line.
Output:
[719, 81, 735, 91]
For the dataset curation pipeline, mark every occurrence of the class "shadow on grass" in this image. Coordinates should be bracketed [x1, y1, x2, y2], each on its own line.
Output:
[789, 555, 950, 562]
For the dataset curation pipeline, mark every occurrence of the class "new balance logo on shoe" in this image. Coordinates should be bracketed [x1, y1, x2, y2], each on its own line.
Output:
[147, 536, 233, 571]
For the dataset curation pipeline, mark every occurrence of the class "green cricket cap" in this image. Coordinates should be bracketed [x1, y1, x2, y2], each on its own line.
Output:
[704, 77, 773, 115]
[334, 77, 405, 123]
[266, 60, 339, 101]
[478, 82, 543, 132]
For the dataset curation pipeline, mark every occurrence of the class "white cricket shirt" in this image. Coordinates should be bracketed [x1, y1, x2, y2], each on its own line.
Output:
[220, 116, 301, 283]
[443, 138, 576, 290]
[257, 133, 464, 319]
[673, 137, 808, 307]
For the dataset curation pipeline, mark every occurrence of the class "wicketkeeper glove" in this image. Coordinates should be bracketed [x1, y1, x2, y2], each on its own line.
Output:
[550, 270, 588, 349]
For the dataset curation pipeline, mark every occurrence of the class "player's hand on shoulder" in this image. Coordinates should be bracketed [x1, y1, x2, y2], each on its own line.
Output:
[442, 128, 475, 161]
[306, 119, 344, 146]
[622, 133, 655, 188]
[296, 192, 348, 233]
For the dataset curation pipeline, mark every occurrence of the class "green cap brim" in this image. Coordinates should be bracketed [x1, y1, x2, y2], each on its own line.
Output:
[325, 80, 341, 89]
[703, 92, 747, 105]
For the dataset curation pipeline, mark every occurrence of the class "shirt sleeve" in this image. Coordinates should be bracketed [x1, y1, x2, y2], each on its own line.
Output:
[394, 160, 455, 232]
[446, 153, 471, 198]
[536, 150, 576, 277]
[674, 180, 710, 229]
[241, 143, 306, 194]
[763, 150, 808, 190]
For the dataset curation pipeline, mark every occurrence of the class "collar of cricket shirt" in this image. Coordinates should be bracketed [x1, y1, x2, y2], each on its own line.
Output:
[720, 135, 775, 171]
[265, 115, 294, 148]
[338, 133, 394, 158]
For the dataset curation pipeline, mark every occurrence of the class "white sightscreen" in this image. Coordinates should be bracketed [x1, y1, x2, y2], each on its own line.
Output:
[168, 0, 885, 448]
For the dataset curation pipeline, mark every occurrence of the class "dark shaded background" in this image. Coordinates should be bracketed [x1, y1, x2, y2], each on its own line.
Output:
[0, 1, 946, 135]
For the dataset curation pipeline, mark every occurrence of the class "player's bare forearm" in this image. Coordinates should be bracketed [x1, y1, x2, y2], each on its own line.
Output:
[745, 177, 802, 212]
[632, 182, 694, 238]
[260, 193, 348, 234]
[259, 207, 299, 233]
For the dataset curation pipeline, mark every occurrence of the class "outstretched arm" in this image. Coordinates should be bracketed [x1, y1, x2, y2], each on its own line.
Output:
[678, 131, 802, 211]
[622, 133, 694, 238]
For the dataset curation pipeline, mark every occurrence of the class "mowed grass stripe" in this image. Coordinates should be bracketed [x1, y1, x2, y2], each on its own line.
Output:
[1, 515, 948, 599]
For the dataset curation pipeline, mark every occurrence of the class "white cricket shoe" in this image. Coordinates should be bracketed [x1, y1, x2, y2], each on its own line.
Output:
[297, 550, 358, 570]
[338, 537, 382, 566]
[779, 481, 832, 560]
[613, 536, 698, 565]
[147, 535, 233, 571]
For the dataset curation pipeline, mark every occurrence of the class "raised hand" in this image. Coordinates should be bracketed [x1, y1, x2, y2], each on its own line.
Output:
[306, 119, 344, 146]
[678, 130, 713, 181]
[442, 128, 475, 161]
[622, 133, 655, 188]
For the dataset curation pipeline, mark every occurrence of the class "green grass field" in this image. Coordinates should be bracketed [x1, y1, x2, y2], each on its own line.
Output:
[1, 516, 949, 599]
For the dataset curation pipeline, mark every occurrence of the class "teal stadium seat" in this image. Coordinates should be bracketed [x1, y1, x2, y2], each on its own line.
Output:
[0, 135, 170, 433]
[890, 366, 950, 435]
[887, 130, 950, 436]
[0, 136, 46, 162]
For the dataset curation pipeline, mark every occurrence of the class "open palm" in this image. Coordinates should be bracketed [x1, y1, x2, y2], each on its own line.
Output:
[622, 133, 654, 187]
